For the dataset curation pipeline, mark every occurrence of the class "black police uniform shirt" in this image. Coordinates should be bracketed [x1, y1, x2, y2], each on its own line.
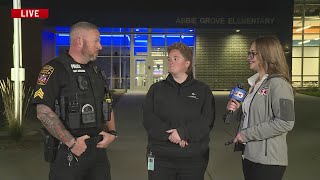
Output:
[31, 53, 107, 136]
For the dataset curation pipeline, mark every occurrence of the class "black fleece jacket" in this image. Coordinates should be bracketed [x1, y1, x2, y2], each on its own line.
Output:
[143, 74, 215, 157]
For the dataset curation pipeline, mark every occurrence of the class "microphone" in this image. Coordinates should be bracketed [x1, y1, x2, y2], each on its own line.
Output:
[223, 84, 247, 124]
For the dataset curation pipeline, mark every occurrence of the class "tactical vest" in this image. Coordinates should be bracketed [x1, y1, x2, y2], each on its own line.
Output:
[55, 55, 107, 131]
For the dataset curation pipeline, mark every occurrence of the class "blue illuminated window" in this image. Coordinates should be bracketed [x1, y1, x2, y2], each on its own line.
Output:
[181, 35, 195, 46]
[134, 47, 148, 56]
[134, 28, 148, 33]
[56, 26, 131, 33]
[100, 35, 112, 46]
[134, 34, 148, 55]
[56, 26, 70, 32]
[56, 34, 131, 47]
[182, 28, 195, 33]
[152, 35, 165, 46]
[167, 34, 181, 46]
[112, 28, 130, 33]
[134, 35, 148, 46]
[167, 28, 181, 33]
[99, 28, 113, 33]
[152, 28, 166, 33]
[55, 27, 195, 56]
[124, 35, 131, 46]
[56, 34, 70, 46]
[42, 31, 54, 41]
[112, 35, 129, 46]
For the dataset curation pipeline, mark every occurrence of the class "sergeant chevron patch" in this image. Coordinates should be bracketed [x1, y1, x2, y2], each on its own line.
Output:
[34, 88, 44, 99]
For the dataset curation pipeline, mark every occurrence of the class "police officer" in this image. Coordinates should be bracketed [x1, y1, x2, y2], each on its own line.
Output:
[31, 21, 117, 180]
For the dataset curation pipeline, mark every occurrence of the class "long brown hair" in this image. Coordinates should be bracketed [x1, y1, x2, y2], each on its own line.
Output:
[254, 36, 291, 82]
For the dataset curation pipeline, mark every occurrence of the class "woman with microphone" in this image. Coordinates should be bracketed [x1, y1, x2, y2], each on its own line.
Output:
[226, 36, 295, 180]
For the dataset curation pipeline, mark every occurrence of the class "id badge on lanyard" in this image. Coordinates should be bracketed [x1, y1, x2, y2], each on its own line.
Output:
[147, 151, 155, 171]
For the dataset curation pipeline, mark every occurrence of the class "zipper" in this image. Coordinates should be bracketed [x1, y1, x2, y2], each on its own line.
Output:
[265, 139, 268, 156]
[246, 78, 269, 157]
[246, 79, 267, 128]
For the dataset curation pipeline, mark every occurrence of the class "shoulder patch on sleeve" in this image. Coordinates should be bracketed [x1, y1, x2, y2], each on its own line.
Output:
[37, 65, 54, 85]
[34, 88, 44, 99]
[280, 98, 295, 121]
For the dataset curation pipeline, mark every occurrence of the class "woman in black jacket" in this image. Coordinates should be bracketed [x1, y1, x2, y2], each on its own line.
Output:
[143, 42, 216, 180]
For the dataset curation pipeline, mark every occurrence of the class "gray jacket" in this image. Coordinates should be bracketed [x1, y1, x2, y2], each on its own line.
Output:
[234, 74, 295, 166]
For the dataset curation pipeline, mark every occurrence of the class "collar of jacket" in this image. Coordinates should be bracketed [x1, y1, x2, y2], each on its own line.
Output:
[63, 51, 94, 68]
[165, 73, 194, 87]
[267, 74, 289, 82]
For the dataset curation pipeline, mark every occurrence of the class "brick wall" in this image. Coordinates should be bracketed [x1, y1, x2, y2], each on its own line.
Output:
[195, 29, 274, 90]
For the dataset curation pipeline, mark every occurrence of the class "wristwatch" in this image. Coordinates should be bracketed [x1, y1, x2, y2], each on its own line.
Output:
[107, 130, 118, 137]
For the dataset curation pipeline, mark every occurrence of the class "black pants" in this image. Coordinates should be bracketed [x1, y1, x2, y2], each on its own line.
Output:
[242, 158, 286, 180]
[148, 152, 209, 180]
[49, 137, 111, 180]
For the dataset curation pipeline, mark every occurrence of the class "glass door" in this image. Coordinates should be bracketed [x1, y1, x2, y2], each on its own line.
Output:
[152, 57, 168, 84]
[134, 57, 147, 90]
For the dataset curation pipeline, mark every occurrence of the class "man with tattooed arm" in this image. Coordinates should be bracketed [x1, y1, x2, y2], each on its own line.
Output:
[31, 21, 117, 180]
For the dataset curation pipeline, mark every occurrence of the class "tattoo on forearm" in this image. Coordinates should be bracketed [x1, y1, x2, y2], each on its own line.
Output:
[37, 104, 73, 143]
